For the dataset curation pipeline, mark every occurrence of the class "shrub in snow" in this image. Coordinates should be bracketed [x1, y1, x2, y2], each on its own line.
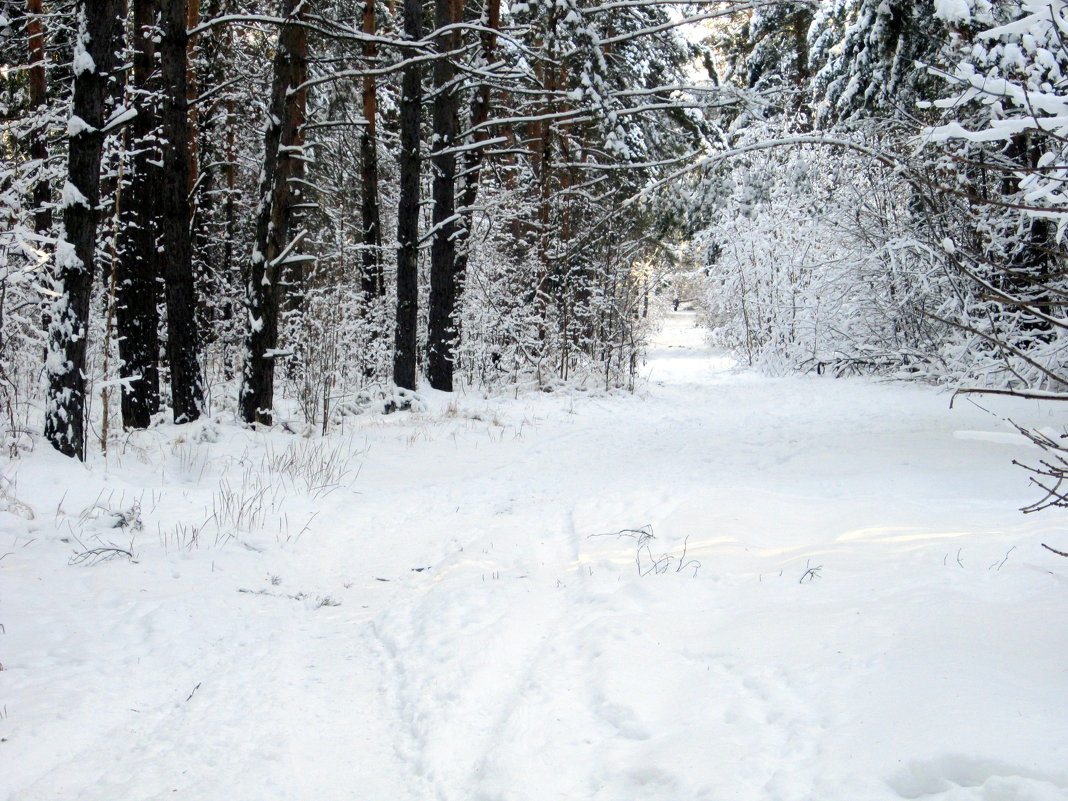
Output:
[697, 131, 955, 380]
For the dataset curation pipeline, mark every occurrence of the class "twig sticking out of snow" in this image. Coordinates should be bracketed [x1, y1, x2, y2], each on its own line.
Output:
[799, 560, 822, 583]
[588, 525, 701, 577]
[943, 548, 965, 568]
[989, 546, 1016, 571]
[588, 524, 655, 547]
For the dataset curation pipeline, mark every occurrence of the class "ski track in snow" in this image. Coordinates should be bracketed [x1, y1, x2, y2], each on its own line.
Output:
[3, 311, 1068, 800]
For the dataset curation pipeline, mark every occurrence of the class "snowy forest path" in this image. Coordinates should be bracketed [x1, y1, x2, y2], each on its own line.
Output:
[347, 309, 1068, 801]
[4, 311, 1068, 801]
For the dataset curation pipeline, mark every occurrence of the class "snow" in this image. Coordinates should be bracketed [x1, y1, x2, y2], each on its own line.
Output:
[103, 105, 138, 132]
[53, 238, 81, 271]
[2, 311, 1068, 801]
[66, 115, 95, 138]
[933, 0, 972, 24]
[71, 45, 95, 77]
[60, 180, 89, 209]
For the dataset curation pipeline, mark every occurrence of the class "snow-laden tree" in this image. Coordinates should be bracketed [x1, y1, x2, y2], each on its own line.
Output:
[809, 0, 953, 125]
[698, 131, 955, 377]
[922, 0, 1068, 396]
[43, 0, 123, 459]
[921, 0, 1068, 514]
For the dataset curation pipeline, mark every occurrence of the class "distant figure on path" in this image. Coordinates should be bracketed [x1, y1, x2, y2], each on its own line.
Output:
[673, 297, 680, 311]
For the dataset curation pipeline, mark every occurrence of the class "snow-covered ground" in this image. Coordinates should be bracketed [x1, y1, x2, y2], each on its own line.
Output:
[2, 311, 1067, 801]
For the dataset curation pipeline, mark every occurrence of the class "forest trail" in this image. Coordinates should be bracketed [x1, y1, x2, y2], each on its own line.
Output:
[3, 312, 1067, 801]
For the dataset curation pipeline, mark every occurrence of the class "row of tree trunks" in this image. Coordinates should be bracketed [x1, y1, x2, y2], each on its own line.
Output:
[393, 0, 423, 391]
[240, 0, 308, 425]
[44, 0, 123, 458]
[426, 0, 463, 391]
[44, 0, 207, 458]
[116, 0, 162, 429]
[44, 0, 500, 457]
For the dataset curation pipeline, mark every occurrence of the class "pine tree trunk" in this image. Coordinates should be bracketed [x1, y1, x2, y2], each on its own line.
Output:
[116, 0, 162, 429]
[240, 0, 307, 426]
[426, 0, 462, 391]
[160, 0, 204, 423]
[44, 0, 122, 459]
[393, 0, 423, 391]
[26, 0, 51, 236]
[360, 0, 383, 299]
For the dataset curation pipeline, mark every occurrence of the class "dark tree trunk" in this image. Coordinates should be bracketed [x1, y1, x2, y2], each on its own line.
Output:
[116, 0, 162, 429]
[159, 0, 204, 423]
[393, 0, 423, 391]
[26, 0, 51, 236]
[360, 0, 383, 300]
[426, 0, 463, 391]
[240, 0, 308, 426]
[44, 0, 122, 459]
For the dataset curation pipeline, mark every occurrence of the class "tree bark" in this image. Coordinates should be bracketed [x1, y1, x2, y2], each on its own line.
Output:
[426, 0, 463, 391]
[44, 0, 122, 459]
[116, 0, 162, 429]
[359, 0, 383, 300]
[240, 0, 308, 425]
[159, 0, 204, 423]
[393, 0, 423, 391]
[425, 0, 459, 393]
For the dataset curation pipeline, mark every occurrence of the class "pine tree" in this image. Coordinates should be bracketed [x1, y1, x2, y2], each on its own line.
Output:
[809, 0, 949, 125]
[426, 0, 462, 391]
[116, 0, 162, 429]
[393, 0, 423, 391]
[159, 0, 204, 422]
[241, 0, 308, 426]
[44, 0, 123, 459]
[359, 0, 384, 300]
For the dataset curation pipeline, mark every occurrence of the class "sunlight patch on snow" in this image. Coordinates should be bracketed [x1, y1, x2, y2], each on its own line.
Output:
[836, 525, 985, 544]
